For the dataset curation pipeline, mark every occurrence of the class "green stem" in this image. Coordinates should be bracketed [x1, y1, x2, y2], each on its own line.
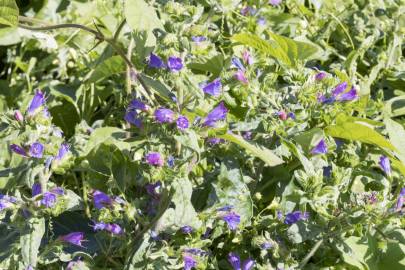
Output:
[298, 238, 324, 269]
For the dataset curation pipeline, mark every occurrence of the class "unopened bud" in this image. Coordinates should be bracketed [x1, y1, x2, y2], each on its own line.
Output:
[14, 110, 23, 122]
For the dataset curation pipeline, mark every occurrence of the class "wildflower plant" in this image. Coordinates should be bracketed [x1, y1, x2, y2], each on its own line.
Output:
[0, 0, 404, 269]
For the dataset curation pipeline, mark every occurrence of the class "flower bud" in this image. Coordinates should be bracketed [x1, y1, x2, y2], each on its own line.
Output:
[14, 110, 23, 122]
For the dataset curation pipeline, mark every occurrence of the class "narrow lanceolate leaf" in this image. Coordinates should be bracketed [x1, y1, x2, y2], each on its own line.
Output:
[218, 132, 284, 166]
[20, 218, 45, 268]
[325, 122, 395, 150]
[0, 0, 19, 28]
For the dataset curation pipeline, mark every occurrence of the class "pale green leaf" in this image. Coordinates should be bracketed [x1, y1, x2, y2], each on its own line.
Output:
[218, 132, 284, 167]
[20, 218, 45, 268]
[0, 0, 19, 28]
[87, 55, 125, 83]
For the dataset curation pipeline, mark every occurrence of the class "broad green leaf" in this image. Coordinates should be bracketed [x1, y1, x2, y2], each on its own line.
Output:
[0, 27, 20, 45]
[378, 242, 405, 270]
[385, 118, 405, 163]
[0, 0, 19, 28]
[231, 32, 319, 67]
[218, 132, 284, 166]
[155, 178, 201, 233]
[187, 54, 225, 77]
[87, 55, 125, 83]
[79, 127, 127, 156]
[20, 218, 45, 268]
[325, 122, 395, 151]
[174, 129, 202, 154]
[124, 0, 163, 47]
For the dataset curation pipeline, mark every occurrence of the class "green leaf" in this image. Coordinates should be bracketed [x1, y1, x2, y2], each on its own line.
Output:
[231, 32, 319, 67]
[20, 218, 45, 268]
[0, 0, 19, 28]
[138, 74, 172, 102]
[218, 132, 284, 167]
[384, 118, 405, 162]
[378, 242, 405, 270]
[78, 127, 127, 157]
[124, 0, 163, 47]
[0, 27, 20, 45]
[325, 122, 395, 151]
[187, 54, 225, 77]
[155, 178, 201, 233]
[87, 55, 126, 83]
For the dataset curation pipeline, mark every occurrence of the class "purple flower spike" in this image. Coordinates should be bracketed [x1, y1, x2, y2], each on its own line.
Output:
[269, 0, 282, 6]
[41, 192, 57, 208]
[32, 183, 42, 197]
[311, 139, 328, 155]
[27, 90, 46, 115]
[337, 87, 358, 101]
[154, 108, 175, 123]
[242, 259, 255, 270]
[395, 187, 405, 211]
[284, 211, 309, 225]
[10, 144, 27, 157]
[14, 110, 23, 122]
[177, 115, 189, 130]
[181, 225, 193, 234]
[234, 70, 248, 84]
[379, 156, 391, 176]
[106, 223, 123, 235]
[221, 212, 240, 230]
[315, 71, 326, 81]
[125, 110, 142, 128]
[167, 56, 183, 72]
[149, 53, 165, 69]
[29, 142, 44, 158]
[192, 36, 206, 43]
[184, 254, 197, 270]
[202, 78, 222, 97]
[332, 82, 348, 97]
[228, 253, 241, 270]
[242, 51, 253, 66]
[56, 143, 69, 161]
[203, 102, 228, 127]
[231, 57, 245, 71]
[93, 190, 113, 209]
[129, 99, 149, 111]
[146, 152, 164, 167]
[59, 232, 85, 247]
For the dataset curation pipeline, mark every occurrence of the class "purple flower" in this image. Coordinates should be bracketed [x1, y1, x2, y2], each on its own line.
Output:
[51, 187, 64, 195]
[146, 152, 164, 167]
[242, 51, 253, 66]
[207, 137, 224, 145]
[106, 223, 123, 235]
[395, 187, 405, 211]
[277, 210, 283, 220]
[288, 112, 296, 119]
[93, 221, 107, 231]
[242, 259, 255, 270]
[192, 36, 206, 43]
[26, 265, 33, 270]
[221, 212, 240, 230]
[379, 156, 391, 176]
[337, 87, 358, 101]
[202, 227, 212, 239]
[242, 131, 253, 140]
[257, 17, 266, 25]
[43, 107, 50, 118]
[32, 183, 42, 197]
[231, 57, 245, 71]
[260, 242, 272, 250]
[45, 157, 53, 169]
[41, 192, 57, 208]
[228, 253, 241, 270]
[114, 196, 126, 204]
[56, 143, 69, 161]
[240, 6, 256, 16]
[154, 108, 175, 123]
[269, 0, 282, 6]
[277, 111, 287, 120]
[129, 99, 149, 111]
[184, 248, 208, 256]
[10, 144, 27, 157]
[284, 211, 309, 225]
[29, 142, 44, 158]
[27, 90, 46, 115]
[167, 56, 183, 72]
[234, 70, 248, 84]
[202, 78, 222, 97]
[181, 225, 193, 234]
[331, 82, 348, 97]
[315, 71, 326, 81]
[125, 110, 142, 128]
[311, 139, 328, 155]
[59, 232, 85, 247]
[146, 181, 162, 198]
[149, 53, 165, 69]
[14, 110, 23, 122]
[177, 115, 189, 130]
[323, 166, 332, 178]
[183, 254, 197, 270]
[93, 190, 113, 209]
[167, 155, 175, 167]
[203, 102, 228, 127]
[317, 93, 335, 104]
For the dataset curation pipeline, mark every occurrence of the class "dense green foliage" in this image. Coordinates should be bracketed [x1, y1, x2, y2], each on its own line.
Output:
[0, 0, 404, 269]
